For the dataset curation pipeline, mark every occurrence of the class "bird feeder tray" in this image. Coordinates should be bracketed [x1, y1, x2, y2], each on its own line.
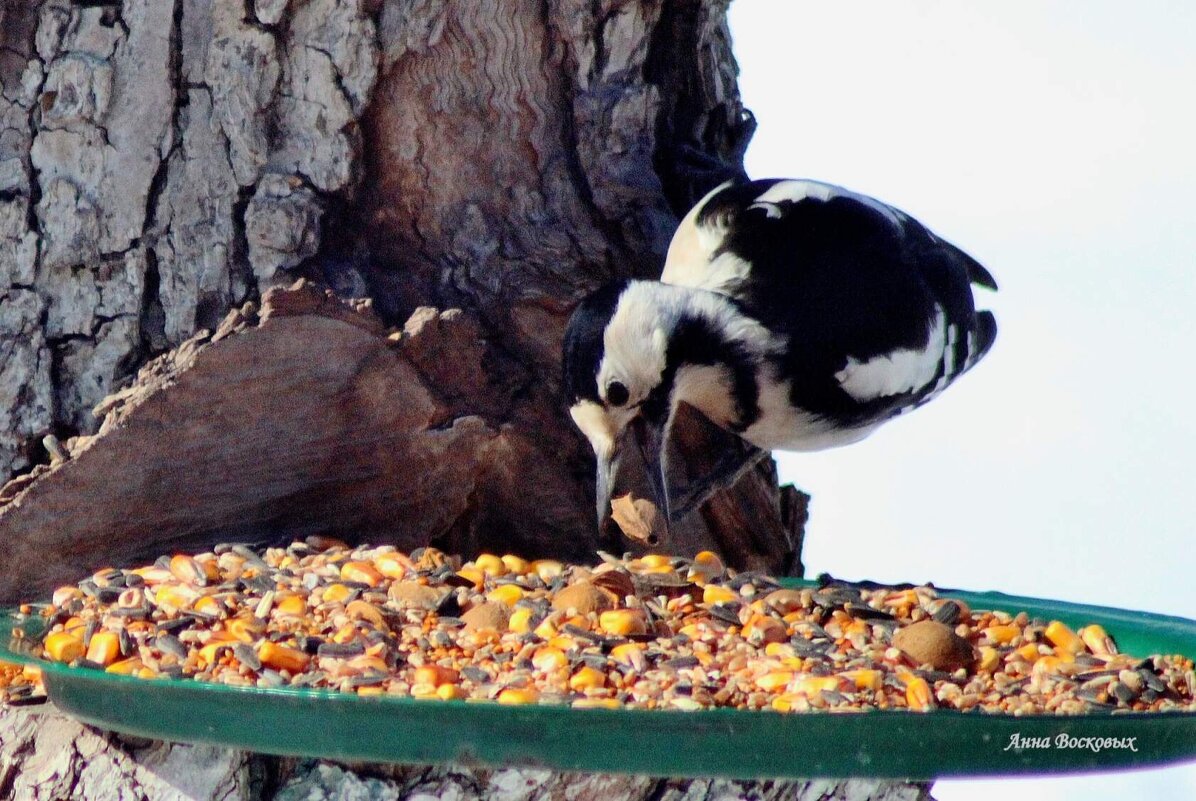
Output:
[3, 584, 1193, 780]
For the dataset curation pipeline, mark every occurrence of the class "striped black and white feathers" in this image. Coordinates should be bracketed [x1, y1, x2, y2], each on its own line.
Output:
[562, 177, 997, 524]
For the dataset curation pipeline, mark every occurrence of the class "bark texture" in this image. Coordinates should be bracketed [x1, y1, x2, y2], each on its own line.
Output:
[1, 0, 804, 600]
[0, 703, 935, 801]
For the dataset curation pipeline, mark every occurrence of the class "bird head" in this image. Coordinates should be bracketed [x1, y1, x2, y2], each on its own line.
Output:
[562, 280, 677, 532]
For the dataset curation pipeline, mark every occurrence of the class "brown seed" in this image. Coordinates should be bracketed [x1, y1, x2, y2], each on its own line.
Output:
[763, 589, 806, 615]
[893, 620, 977, 672]
[551, 581, 614, 615]
[590, 567, 635, 601]
[460, 601, 510, 632]
[609, 493, 664, 545]
[387, 581, 442, 609]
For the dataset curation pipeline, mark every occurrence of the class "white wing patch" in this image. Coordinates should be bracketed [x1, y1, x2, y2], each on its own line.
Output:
[834, 308, 947, 402]
[662, 182, 734, 290]
[748, 179, 904, 228]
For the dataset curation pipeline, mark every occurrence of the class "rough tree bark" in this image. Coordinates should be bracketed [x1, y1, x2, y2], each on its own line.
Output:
[1, 1, 927, 798]
[1, 0, 806, 601]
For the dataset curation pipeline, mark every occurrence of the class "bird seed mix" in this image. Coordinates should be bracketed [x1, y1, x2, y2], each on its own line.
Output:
[4, 540, 1195, 716]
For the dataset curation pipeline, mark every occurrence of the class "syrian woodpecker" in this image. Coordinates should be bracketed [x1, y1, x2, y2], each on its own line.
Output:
[562, 178, 998, 530]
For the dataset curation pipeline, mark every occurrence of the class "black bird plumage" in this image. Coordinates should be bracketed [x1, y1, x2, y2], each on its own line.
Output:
[562, 177, 998, 526]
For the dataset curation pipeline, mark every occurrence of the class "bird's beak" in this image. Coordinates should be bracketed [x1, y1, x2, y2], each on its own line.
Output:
[595, 447, 621, 532]
[632, 416, 673, 528]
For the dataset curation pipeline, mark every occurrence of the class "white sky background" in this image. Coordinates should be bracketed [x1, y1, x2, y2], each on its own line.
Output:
[728, 2, 1196, 798]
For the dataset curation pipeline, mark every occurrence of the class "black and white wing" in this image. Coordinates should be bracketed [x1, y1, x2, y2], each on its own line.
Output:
[662, 178, 997, 427]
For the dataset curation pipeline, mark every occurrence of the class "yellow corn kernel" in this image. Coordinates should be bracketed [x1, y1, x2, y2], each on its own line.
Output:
[598, 609, 648, 636]
[905, 676, 934, 710]
[532, 646, 569, 671]
[413, 664, 460, 687]
[469, 628, 501, 645]
[198, 641, 231, 665]
[474, 554, 508, 577]
[984, 624, 1020, 645]
[528, 616, 554, 645]
[678, 623, 705, 640]
[437, 683, 468, 700]
[456, 567, 485, 588]
[195, 557, 221, 582]
[85, 631, 121, 666]
[1053, 648, 1077, 664]
[771, 694, 802, 712]
[1033, 655, 1065, 676]
[227, 616, 265, 643]
[1044, 621, 1086, 655]
[793, 675, 844, 695]
[375, 553, 412, 579]
[356, 686, 385, 697]
[841, 669, 884, 691]
[977, 646, 1000, 672]
[639, 554, 672, 569]
[1079, 624, 1116, 655]
[610, 642, 644, 667]
[411, 682, 439, 699]
[322, 583, 354, 604]
[488, 584, 524, 607]
[1017, 643, 1042, 663]
[136, 667, 160, 680]
[331, 623, 359, 644]
[764, 642, 797, 659]
[131, 566, 173, 584]
[508, 606, 535, 633]
[686, 558, 722, 586]
[340, 561, 383, 587]
[531, 560, 564, 581]
[569, 666, 607, 691]
[755, 670, 795, 691]
[274, 594, 308, 617]
[572, 697, 621, 709]
[105, 657, 144, 675]
[193, 595, 224, 618]
[152, 585, 197, 611]
[169, 554, 206, 585]
[44, 632, 85, 663]
[497, 687, 540, 705]
[21, 665, 42, 683]
[62, 616, 87, 635]
[501, 555, 531, 575]
[258, 641, 310, 673]
[547, 635, 577, 652]
[702, 585, 738, 605]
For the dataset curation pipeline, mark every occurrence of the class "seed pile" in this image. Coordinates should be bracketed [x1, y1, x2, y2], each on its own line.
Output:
[0, 658, 43, 705]
[7, 541, 1196, 715]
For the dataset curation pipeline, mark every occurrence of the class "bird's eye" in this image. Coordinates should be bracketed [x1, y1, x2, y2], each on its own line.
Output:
[607, 381, 629, 407]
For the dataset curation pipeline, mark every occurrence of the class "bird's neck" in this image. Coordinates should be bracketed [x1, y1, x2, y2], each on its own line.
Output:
[660, 295, 772, 433]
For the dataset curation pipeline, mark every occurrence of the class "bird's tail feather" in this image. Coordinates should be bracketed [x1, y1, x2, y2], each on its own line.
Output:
[967, 310, 998, 369]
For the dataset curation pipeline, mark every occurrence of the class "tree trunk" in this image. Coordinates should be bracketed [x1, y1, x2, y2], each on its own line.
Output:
[1, 0, 804, 599]
[0, 1, 922, 797]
